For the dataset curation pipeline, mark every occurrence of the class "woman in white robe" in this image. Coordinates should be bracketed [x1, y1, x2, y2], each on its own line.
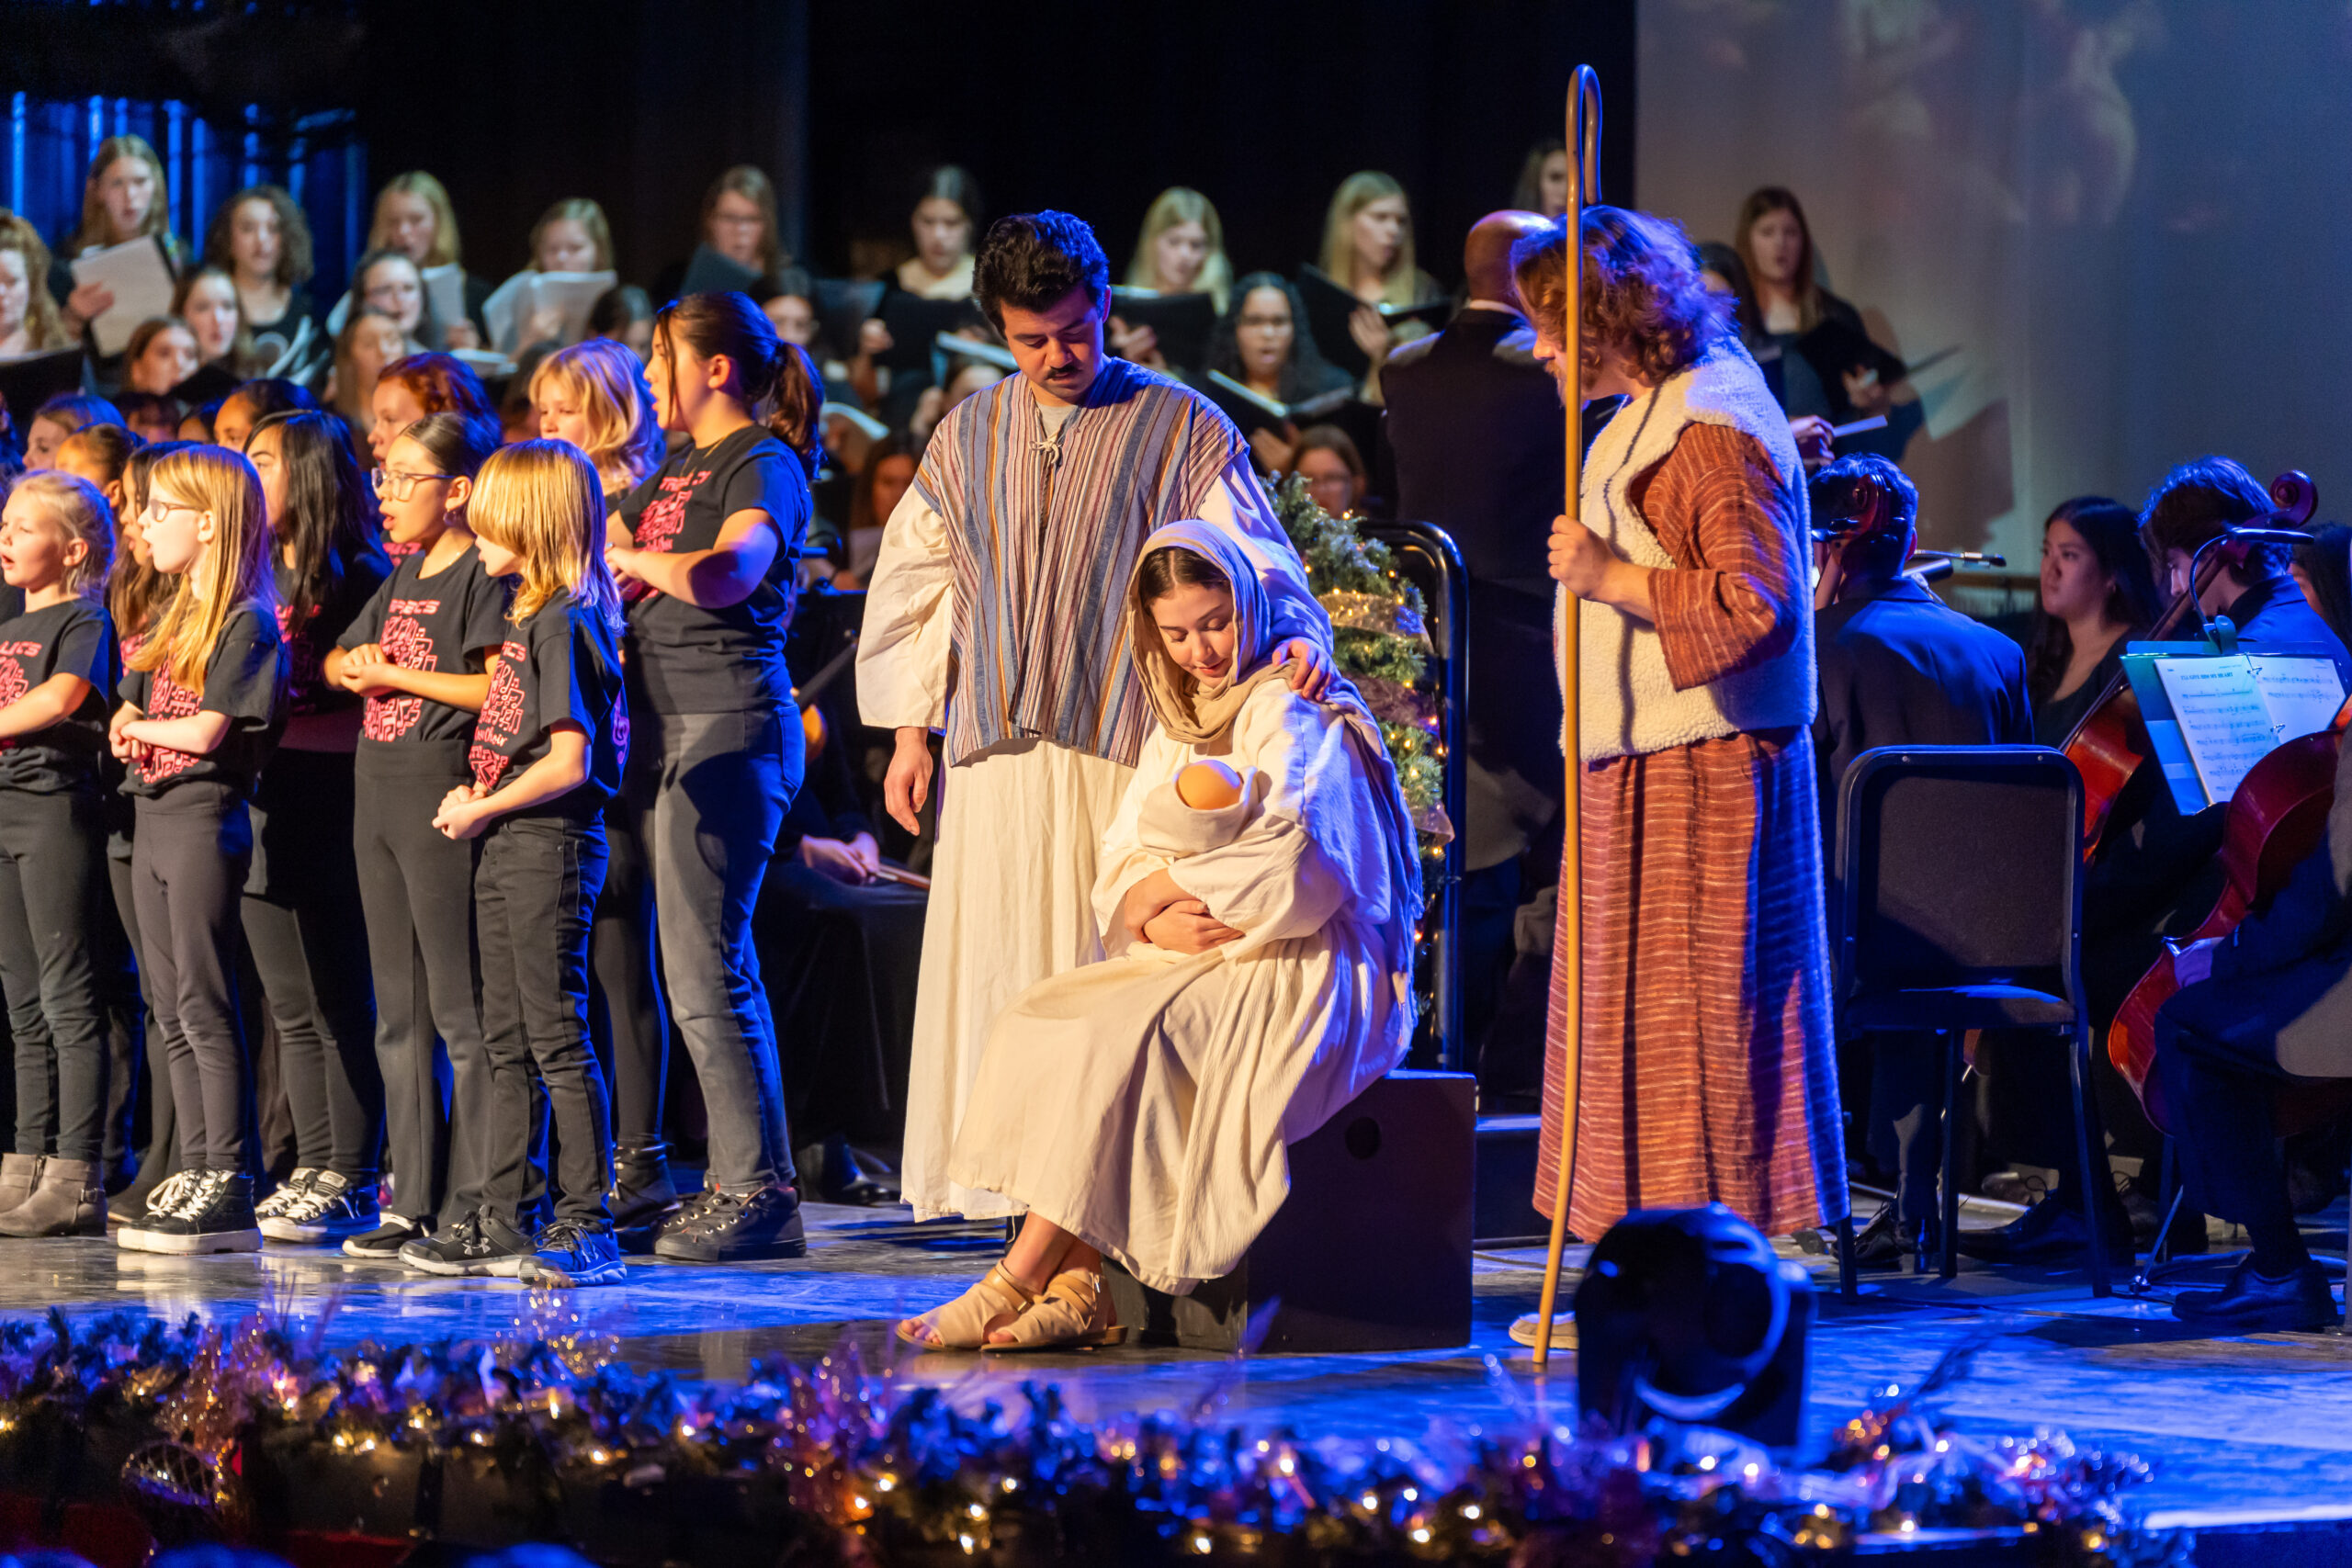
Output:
[899, 520, 1422, 1352]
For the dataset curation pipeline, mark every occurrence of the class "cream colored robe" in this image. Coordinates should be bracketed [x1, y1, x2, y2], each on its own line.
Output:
[945, 680, 1412, 1292]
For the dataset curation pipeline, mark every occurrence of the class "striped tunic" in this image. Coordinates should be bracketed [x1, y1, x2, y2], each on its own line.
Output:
[910, 356, 1248, 769]
[1536, 423, 1846, 1239]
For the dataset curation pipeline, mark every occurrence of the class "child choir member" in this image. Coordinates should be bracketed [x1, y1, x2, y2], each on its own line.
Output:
[239, 411, 391, 1245]
[325, 411, 508, 1258]
[110, 445, 290, 1255]
[0, 472, 119, 1235]
[604, 294, 816, 1262]
[410, 440, 628, 1288]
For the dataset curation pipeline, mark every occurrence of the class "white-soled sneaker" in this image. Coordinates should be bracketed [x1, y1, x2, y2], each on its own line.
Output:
[261, 1171, 379, 1243]
[254, 1168, 321, 1224]
[115, 1169, 201, 1250]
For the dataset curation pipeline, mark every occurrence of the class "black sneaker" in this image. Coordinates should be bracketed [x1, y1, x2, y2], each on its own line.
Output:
[1954, 1194, 2133, 1266]
[398, 1209, 537, 1278]
[114, 1170, 198, 1244]
[261, 1171, 380, 1244]
[522, 1217, 628, 1288]
[651, 1184, 806, 1263]
[125, 1171, 262, 1256]
[254, 1167, 321, 1225]
[342, 1213, 426, 1258]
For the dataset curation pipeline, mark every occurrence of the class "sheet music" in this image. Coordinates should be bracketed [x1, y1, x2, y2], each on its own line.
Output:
[2247, 654, 2346, 744]
[422, 265, 468, 334]
[2154, 657, 2277, 807]
[67, 238, 176, 356]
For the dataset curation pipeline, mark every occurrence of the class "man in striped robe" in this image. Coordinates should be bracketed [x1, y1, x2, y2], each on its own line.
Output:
[858, 210, 1333, 1222]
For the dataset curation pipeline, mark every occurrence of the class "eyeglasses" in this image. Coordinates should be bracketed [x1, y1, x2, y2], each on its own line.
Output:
[146, 500, 201, 522]
[370, 468, 453, 502]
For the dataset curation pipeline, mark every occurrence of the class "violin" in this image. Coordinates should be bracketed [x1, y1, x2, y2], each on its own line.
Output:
[2060, 471, 2320, 857]
[2107, 699, 2352, 1136]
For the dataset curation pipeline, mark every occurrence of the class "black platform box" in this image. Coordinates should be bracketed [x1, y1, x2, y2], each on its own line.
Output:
[1103, 1069, 1475, 1354]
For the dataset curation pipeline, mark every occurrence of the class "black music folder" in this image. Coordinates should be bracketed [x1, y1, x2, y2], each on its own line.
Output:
[1108, 288, 1218, 375]
[875, 292, 987, 375]
[1295, 265, 1452, 378]
[1199, 369, 1353, 437]
[0, 348, 87, 422]
[678, 243, 765, 299]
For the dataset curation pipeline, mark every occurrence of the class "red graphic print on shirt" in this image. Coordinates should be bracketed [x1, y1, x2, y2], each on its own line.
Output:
[136, 662, 204, 784]
[468, 638, 528, 791]
[364, 597, 441, 743]
[631, 471, 707, 556]
[0, 643, 31, 752]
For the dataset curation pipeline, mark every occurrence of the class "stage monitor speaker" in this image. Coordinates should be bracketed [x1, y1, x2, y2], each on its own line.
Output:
[1574, 1203, 1814, 1450]
[1103, 1069, 1475, 1354]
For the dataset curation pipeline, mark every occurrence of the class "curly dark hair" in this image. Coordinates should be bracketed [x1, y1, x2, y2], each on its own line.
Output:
[973, 211, 1109, 333]
[1204, 273, 1350, 404]
[202, 184, 315, 289]
[1511, 205, 1733, 387]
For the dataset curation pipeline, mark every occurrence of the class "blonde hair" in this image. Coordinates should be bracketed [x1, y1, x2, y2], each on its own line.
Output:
[529, 199, 614, 273]
[5, 470, 117, 599]
[0, 211, 69, 351]
[128, 446, 277, 688]
[370, 172, 463, 268]
[469, 440, 622, 629]
[1317, 171, 1419, 309]
[112, 442, 181, 634]
[530, 339, 664, 491]
[1125, 186, 1233, 314]
[71, 136, 171, 254]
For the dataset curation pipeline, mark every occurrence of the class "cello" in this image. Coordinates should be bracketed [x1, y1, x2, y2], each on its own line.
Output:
[2061, 471, 2320, 856]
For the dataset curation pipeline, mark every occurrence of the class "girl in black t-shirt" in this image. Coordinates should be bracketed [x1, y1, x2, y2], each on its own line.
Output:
[98, 442, 187, 1224]
[241, 411, 393, 1247]
[0, 472, 118, 1236]
[325, 412, 509, 1259]
[109, 446, 290, 1255]
[606, 291, 815, 1263]
[409, 440, 626, 1289]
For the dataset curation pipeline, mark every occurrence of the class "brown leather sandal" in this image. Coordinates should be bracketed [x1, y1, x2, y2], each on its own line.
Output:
[982, 1267, 1127, 1352]
[896, 1262, 1038, 1349]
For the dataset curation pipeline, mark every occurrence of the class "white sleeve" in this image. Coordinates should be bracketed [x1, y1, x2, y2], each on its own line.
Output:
[854, 485, 954, 731]
[1091, 730, 1180, 957]
[1167, 686, 1393, 955]
[1196, 457, 1330, 653]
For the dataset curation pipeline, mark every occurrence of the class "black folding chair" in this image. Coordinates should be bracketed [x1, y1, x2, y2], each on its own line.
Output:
[1830, 746, 2113, 1299]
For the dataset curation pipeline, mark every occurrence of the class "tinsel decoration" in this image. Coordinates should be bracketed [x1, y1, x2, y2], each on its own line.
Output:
[1269, 475, 1453, 849]
[0, 1305, 2168, 1567]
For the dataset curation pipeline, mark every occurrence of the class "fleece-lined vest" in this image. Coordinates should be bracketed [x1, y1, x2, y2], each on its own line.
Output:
[1559, 344, 1815, 761]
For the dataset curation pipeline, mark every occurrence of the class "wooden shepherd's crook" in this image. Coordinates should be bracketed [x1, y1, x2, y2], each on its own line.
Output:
[1531, 63, 1601, 1371]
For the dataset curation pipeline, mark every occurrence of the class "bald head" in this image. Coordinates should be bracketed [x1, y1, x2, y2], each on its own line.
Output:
[1465, 209, 1554, 308]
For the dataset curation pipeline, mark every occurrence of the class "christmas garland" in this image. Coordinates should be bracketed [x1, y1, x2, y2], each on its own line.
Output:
[1268, 478, 1451, 849]
[0, 1304, 2165, 1567]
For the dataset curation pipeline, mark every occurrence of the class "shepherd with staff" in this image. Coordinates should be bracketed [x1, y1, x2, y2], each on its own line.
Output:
[1522, 72, 1845, 1359]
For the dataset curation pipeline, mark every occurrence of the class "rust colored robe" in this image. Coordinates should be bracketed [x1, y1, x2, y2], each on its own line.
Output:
[1535, 423, 1846, 1239]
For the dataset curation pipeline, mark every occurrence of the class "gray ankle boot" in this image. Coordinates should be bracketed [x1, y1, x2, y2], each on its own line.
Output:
[0, 1153, 40, 1217]
[0, 1157, 103, 1236]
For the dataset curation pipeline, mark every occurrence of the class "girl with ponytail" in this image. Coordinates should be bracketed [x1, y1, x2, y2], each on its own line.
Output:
[603, 290, 813, 1260]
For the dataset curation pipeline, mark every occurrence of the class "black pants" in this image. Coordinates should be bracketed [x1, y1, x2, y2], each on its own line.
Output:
[353, 750, 482, 1224]
[1867, 1032, 1952, 1224]
[243, 749, 380, 1180]
[589, 805, 667, 1147]
[132, 785, 253, 1173]
[2153, 950, 2352, 1233]
[0, 790, 108, 1163]
[475, 814, 610, 1227]
[108, 840, 176, 1186]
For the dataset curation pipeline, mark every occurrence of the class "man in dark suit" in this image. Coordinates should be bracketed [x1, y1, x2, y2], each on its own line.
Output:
[1379, 210, 1568, 1096]
[1808, 455, 2031, 1263]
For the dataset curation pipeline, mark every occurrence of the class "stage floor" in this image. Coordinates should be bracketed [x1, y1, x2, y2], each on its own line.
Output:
[13, 1194, 2352, 1549]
